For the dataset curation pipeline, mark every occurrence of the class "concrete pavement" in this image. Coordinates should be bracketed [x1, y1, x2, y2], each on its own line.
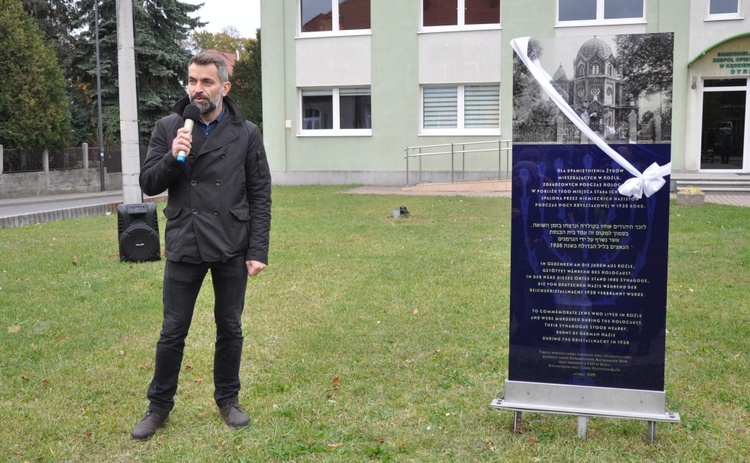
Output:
[0, 192, 118, 229]
[0, 191, 165, 229]
[0, 191, 123, 217]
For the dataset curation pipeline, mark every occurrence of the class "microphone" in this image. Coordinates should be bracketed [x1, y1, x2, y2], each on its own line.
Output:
[177, 104, 201, 162]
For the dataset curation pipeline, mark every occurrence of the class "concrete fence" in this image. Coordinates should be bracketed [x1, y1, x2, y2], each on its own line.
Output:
[0, 144, 122, 198]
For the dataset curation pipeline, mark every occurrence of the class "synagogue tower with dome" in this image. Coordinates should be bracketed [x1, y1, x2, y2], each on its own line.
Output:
[553, 37, 635, 138]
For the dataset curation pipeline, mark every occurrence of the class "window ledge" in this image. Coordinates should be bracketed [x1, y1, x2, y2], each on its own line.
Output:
[296, 30, 372, 40]
[555, 19, 647, 28]
[704, 15, 745, 22]
[298, 130, 372, 137]
[419, 130, 502, 137]
[419, 24, 501, 34]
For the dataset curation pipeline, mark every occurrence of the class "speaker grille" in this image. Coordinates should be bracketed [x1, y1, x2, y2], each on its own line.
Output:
[117, 203, 161, 262]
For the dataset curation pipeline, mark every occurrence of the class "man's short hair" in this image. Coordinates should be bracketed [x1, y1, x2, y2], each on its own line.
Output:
[189, 53, 229, 83]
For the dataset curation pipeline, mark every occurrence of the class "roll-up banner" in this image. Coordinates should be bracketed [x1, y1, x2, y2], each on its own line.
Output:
[492, 33, 680, 434]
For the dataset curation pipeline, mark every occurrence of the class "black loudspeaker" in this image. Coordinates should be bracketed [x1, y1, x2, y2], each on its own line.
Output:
[117, 203, 161, 262]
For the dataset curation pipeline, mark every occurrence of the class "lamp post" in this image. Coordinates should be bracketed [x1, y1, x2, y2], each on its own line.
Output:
[95, 0, 105, 191]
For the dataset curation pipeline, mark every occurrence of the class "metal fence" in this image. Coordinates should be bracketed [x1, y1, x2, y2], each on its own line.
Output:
[1, 146, 122, 174]
[515, 118, 672, 144]
[404, 139, 513, 187]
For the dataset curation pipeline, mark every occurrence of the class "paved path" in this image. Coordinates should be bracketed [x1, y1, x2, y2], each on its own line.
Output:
[0, 192, 124, 219]
[0, 186, 747, 229]
[0, 191, 165, 229]
[698, 193, 750, 207]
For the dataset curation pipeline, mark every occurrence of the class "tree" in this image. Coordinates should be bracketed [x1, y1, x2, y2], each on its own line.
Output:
[190, 27, 252, 60]
[511, 39, 559, 137]
[0, 0, 71, 149]
[22, 0, 90, 144]
[615, 33, 674, 101]
[230, 29, 263, 130]
[71, 0, 204, 148]
[22, 0, 76, 66]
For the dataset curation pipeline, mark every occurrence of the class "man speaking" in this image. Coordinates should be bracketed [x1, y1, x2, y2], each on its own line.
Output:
[132, 52, 272, 440]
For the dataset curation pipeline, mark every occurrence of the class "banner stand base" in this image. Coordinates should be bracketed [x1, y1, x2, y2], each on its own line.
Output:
[491, 380, 680, 444]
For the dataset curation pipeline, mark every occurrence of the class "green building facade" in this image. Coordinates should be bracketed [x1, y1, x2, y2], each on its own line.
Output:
[261, 0, 750, 185]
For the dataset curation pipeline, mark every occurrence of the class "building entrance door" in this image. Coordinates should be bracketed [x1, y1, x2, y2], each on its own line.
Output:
[700, 78, 748, 171]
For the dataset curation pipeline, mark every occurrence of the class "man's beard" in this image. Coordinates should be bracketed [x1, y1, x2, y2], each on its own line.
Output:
[190, 92, 221, 115]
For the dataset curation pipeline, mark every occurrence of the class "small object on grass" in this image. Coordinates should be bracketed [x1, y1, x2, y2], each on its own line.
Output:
[393, 206, 410, 219]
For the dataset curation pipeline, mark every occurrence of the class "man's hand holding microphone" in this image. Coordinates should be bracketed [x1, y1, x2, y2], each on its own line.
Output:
[173, 104, 202, 162]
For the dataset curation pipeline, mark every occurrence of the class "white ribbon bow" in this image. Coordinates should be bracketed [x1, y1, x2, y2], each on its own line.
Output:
[510, 37, 671, 199]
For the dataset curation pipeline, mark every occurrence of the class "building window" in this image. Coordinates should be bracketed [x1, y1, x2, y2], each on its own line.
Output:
[422, 84, 500, 133]
[709, 0, 739, 15]
[301, 0, 371, 33]
[302, 89, 332, 129]
[423, 0, 500, 28]
[465, 85, 500, 128]
[301, 87, 371, 134]
[339, 87, 372, 129]
[558, 0, 643, 23]
[424, 86, 458, 128]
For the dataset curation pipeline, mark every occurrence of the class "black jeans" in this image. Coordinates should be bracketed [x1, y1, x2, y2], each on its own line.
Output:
[147, 256, 248, 414]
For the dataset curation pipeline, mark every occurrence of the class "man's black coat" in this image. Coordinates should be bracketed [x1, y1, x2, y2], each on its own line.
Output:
[140, 96, 271, 265]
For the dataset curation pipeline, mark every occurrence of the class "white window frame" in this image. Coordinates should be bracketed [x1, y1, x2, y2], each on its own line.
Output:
[420, 84, 501, 136]
[699, 77, 750, 172]
[420, 0, 501, 32]
[299, 0, 371, 37]
[299, 87, 372, 137]
[706, 0, 743, 21]
[556, 0, 646, 27]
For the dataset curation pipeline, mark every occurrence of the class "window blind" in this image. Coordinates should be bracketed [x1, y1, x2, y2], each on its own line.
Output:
[465, 85, 500, 128]
[424, 86, 458, 128]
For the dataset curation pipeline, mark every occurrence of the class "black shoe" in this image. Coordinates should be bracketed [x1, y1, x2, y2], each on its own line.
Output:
[219, 402, 250, 428]
[131, 411, 168, 441]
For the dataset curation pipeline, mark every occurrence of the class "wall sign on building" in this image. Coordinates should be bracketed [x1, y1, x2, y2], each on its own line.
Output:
[492, 33, 680, 443]
[712, 50, 750, 75]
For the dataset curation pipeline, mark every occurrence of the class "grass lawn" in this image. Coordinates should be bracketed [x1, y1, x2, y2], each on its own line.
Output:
[0, 185, 748, 462]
